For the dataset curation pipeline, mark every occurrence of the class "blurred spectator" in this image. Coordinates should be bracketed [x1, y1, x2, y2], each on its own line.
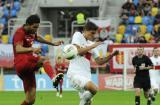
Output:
[134, 36, 147, 43]
[120, 0, 134, 24]
[143, 3, 151, 16]
[0, 24, 4, 35]
[76, 12, 85, 24]
[152, 24, 160, 39]
[122, 0, 133, 11]
[130, 4, 137, 16]
[154, 10, 160, 24]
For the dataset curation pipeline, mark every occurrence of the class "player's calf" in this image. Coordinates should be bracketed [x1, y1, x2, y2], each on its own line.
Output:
[52, 73, 64, 88]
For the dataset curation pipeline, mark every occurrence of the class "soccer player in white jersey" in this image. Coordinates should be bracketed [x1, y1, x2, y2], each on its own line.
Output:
[67, 22, 118, 105]
[149, 47, 160, 101]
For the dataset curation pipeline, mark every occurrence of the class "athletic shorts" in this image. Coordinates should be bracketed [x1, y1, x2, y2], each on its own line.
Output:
[149, 70, 160, 89]
[67, 73, 91, 91]
[134, 76, 151, 91]
[15, 55, 40, 92]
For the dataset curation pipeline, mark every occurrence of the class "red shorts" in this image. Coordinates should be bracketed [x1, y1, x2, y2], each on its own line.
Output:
[15, 54, 40, 92]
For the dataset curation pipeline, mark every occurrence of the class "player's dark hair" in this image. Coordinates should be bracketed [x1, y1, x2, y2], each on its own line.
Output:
[26, 14, 40, 25]
[84, 22, 98, 31]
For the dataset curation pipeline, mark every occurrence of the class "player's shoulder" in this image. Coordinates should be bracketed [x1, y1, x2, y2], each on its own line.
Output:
[143, 55, 149, 59]
[72, 31, 83, 38]
[133, 55, 138, 59]
[15, 27, 25, 35]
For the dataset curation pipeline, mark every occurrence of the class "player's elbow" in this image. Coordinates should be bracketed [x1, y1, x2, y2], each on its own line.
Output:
[95, 58, 105, 65]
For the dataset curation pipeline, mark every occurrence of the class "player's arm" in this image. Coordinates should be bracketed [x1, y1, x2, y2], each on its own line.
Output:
[94, 50, 119, 65]
[36, 35, 63, 46]
[74, 41, 102, 56]
[139, 56, 153, 70]
[132, 57, 137, 73]
[15, 41, 41, 54]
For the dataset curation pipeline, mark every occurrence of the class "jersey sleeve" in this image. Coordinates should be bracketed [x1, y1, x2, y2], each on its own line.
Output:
[91, 44, 107, 59]
[71, 32, 82, 46]
[132, 57, 136, 67]
[13, 30, 24, 45]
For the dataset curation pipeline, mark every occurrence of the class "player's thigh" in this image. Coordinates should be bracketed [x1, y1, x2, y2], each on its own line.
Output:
[150, 78, 159, 89]
[134, 77, 142, 88]
[142, 78, 151, 91]
[68, 74, 91, 91]
[21, 72, 36, 93]
[15, 55, 40, 73]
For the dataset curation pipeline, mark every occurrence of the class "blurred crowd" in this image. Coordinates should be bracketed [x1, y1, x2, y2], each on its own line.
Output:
[114, 0, 160, 43]
[0, 0, 21, 43]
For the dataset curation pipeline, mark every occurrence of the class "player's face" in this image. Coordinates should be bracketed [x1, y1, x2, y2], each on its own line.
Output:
[137, 47, 144, 56]
[29, 23, 39, 34]
[85, 30, 97, 41]
[153, 49, 159, 56]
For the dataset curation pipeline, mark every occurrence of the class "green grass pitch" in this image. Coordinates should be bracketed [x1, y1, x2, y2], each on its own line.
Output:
[0, 90, 159, 105]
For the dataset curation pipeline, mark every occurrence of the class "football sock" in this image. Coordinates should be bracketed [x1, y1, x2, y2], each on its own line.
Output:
[80, 91, 93, 105]
[60, 80, 63, 94]
[135, 96, 140, 105]
[43, 61, 55, 79]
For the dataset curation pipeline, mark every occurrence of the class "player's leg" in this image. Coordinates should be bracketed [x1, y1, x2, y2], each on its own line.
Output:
[31, 55, 63, 88]
[79, 81, 98, 105]
[143, 77, 152, 105]
[41, 56, 63, 87]
[56, 85, 59, 97]
[59, 79, 63, 98]
[144, 89, 152, 105]
[20, 72, 36, 105]
[150, 78, 158, 101]
[67, 74, 96, 105]
[135, 88, 141, 105]
[149, 70, 158, 101]
[134, 77, 141, 105]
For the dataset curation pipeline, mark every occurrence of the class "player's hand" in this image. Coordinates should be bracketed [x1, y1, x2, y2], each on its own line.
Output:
[139, 66, 146, 70]
[32, 47, 41, 54]
[53, 40, 64, 46]
[112, 50, 119, 56]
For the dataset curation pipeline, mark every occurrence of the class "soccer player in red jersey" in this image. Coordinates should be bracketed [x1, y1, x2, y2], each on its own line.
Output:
[12, 14, 63, 105]
[55, 56, 67, 98]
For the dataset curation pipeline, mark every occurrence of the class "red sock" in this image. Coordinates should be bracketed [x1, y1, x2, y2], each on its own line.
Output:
[60, 79, 63, 94]
[21, 101, 32, 105]
[43, 61, 55, 80]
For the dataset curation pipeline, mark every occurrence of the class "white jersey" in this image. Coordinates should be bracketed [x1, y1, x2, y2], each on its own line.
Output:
[67, 32, 99, 78]
[149, 56, 160, 89]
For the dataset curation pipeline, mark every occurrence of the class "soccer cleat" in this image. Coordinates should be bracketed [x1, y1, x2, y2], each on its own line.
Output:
[151, 96, 155, 101]
[147, 100, 152, 105]
[53, 73, 64, 88]
[56, 92, 60, 97]
[59, 94, 63, 98]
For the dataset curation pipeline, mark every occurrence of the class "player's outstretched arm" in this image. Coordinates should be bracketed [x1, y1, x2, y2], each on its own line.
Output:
[15, 42, 41, 54]
[36, 35, 63, 46]
[74, 41, 102, 56]
[95, 50, 119, 65]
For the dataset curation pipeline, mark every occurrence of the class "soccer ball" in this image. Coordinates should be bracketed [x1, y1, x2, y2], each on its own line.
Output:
[63, 44, 78, 60]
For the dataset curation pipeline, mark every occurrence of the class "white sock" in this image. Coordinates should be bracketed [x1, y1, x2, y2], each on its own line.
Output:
[79, 91, 93, 105]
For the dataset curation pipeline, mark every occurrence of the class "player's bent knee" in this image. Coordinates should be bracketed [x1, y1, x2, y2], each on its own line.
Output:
[85, 81, 98, 95]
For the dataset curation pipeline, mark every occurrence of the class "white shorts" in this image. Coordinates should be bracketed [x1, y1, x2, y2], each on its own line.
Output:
[149, 70, 160, 89]
[67, 73, 91, 91]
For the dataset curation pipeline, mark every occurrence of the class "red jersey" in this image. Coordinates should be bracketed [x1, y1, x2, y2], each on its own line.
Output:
[13, 26, 36, 64]
[55, 63, 66, 74]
